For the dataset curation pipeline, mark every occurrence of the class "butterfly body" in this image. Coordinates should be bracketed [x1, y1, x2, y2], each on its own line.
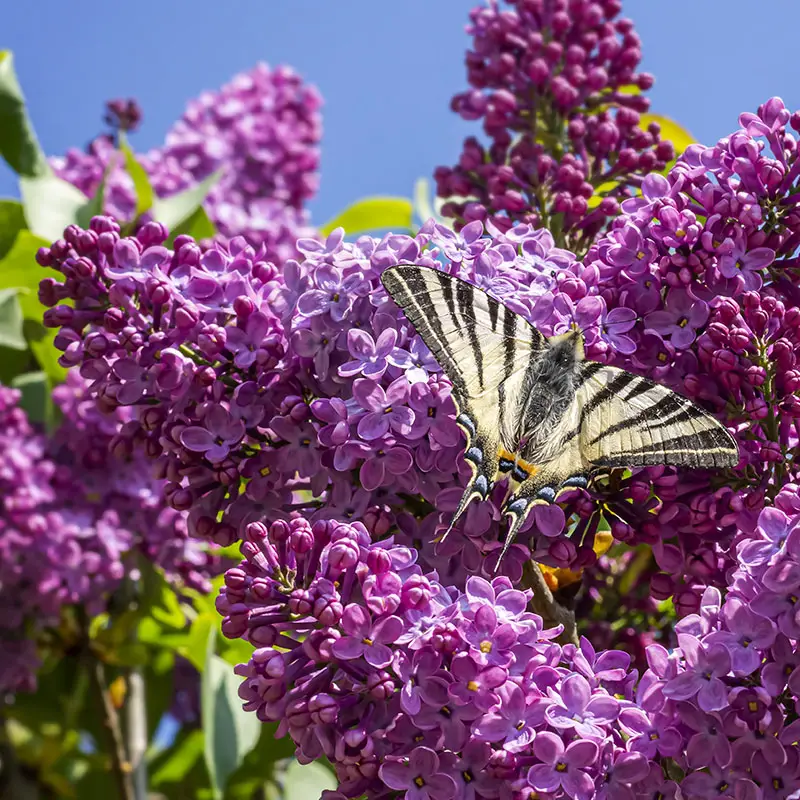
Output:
[380, 264, 739, 562]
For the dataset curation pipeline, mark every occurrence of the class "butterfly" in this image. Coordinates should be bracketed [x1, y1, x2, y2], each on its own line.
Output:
[381, 264, 739, 562]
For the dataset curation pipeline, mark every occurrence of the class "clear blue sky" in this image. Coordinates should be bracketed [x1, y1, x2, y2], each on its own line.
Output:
[3, 1, 800, 226]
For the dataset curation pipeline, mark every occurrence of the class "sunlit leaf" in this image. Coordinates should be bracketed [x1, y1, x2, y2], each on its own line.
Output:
[0, 288, 26, 350]
[202, 629, 261, 799]
[281, 760, 337, 800]
[151, 729, 205, 787]
[119, 132, 155, 220]
[20, 173, 91, 242]
[0, 199, 27, 259]
[151, 169, 223, 233]
[0, 51, 49, 177]
[320, 196, 413, 237]
[166, 205, 216, 246]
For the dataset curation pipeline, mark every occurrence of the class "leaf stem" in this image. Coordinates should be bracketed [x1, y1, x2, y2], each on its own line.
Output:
[126, 667, 148, 800]
[89, 658, 136, 800]
[522, 560, 579, 646]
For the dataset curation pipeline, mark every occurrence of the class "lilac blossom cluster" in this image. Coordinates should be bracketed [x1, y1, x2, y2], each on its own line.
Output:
[0, 374, 217, 693]
[51, 63, 322, 263]
[220, 515, 800, 799]
[34, 95, 800, 796]
[435, 0, 675, 255]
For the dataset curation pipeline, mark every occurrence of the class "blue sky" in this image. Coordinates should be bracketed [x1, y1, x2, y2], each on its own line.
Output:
[3, 1, 800, 225]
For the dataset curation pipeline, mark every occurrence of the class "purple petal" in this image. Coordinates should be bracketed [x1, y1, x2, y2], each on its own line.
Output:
[527, 765, 560, 793]
[364, 641, 393, 668]
[426, 774, 456, 800]
[585, 694, 620, 723]
[560, 674, 590, 714]
[331, 638, 365, 661]
[564, 740, 598, 769]
[357, 412, 390, 441]
[384, 446, 413, 474]
[409, 747, 439, 776]
[380, 761, 412, 790]
[372, 615, 404, 644]
[297, 289, 330, 316]
[180, 427, 215, 453]
[697, 678, 728, 712]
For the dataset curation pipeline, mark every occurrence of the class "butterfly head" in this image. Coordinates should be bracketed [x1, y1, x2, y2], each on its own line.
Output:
[545, 325, 585, 367]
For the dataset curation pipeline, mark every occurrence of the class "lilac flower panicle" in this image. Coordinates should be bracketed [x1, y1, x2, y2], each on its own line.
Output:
[51, 63, 322, 264]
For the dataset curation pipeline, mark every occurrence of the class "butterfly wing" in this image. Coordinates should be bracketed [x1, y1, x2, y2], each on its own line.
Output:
[499, 362, 739, 560]
[380, 264, 544, 536]
[573, 364, 739, 469]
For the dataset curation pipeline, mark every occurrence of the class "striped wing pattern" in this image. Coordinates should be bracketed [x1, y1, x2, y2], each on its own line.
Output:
[499, 362, 739, 560]
[380, 265, 543, 538]
[573, 364, 738, 469]
[381, 265, 739, 566]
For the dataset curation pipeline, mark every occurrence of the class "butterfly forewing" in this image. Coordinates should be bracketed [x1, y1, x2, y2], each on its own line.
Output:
[569, 364, 739, 470]
[381, 265, 543, 537]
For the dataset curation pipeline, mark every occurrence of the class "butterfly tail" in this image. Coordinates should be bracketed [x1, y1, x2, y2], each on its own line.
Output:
[492, 472, 590, 572]
[436, 432, 498, 544]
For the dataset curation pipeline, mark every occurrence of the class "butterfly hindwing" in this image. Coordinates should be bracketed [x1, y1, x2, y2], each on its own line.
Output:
[382, 265, 739, 568]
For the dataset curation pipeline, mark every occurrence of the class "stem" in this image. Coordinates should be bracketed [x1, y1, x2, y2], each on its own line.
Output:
[89, 659, 135, 800]
[522, 560, 579, 646]
[126, 668, 148, 800]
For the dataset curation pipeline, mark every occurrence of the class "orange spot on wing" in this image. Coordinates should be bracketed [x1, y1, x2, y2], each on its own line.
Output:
[497, 448, 539, 477]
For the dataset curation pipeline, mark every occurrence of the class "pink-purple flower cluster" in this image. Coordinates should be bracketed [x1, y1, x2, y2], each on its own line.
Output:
[220, 513, 800, 799]
[434, 0, 675, 255]
[51, 63, 322, 264]
[34, 93, 800, 797]
[0, 373, 218, 692]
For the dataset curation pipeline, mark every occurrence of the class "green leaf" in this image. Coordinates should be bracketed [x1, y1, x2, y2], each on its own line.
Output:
[0, 199, 27, 259]
[151, 729, 205, 787]
[0, 344, 32, 382]
[0, 51, 49, 177]
[224, 723, 295, 798]
[119, 132, 155, 219]
[0, 288, 27, 349]
[166, 205, 216, 246]
[0, 229, 57, 315]
[319, 196, 413, 237]
[639, 113, 695, 157]
[20, 173, 91, 242]
[28, 324, 69, 388]
[11, 370, 52, 426]
[202, 629, 261, 799]
[217, 636, 254, 669]
[280, 761, 336, 800]
[151, 169, 223, 233]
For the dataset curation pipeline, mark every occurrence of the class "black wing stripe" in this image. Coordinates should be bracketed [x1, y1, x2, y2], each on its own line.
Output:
[622, 379, 656, 402]
[563, 371, 637, 444]
[621, 430, 730, 457]
[456, 278, 484, 390]
[386, 269, 468, 396]
[489, 296, 500, 332]
[587, 392, 703, 447]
